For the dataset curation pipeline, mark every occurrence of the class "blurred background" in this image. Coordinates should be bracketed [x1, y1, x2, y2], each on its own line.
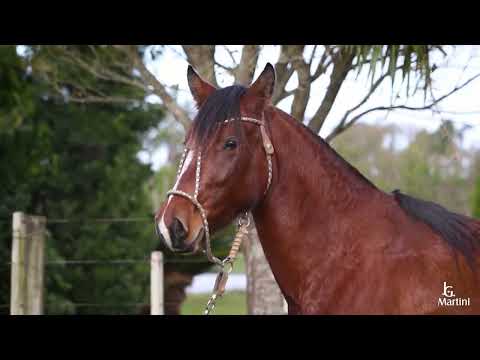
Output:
[1, 45, 480, 315]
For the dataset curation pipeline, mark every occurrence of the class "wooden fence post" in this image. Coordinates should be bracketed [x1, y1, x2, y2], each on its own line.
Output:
[11, 212, 46, 315]
[150, 251, 164, 315]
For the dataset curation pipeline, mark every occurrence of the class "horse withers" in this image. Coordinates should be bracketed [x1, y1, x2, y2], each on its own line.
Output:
[155, 63, 480, 315]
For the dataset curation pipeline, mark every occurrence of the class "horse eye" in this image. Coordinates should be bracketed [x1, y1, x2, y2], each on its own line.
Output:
[224, 138, 237, 150]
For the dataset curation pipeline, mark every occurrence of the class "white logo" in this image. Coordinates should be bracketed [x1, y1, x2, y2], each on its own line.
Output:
[438, 282, 470, 307]
[442, 282, 455, 298]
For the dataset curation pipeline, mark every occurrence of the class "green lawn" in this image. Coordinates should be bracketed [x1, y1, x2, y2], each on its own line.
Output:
[182, 253, 247, 315]
[231, 254, 246, 274]
[181, 291, 247, 315]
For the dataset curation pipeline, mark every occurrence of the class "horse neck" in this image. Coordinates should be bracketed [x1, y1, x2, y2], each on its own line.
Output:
[251, 108, 382, 300]
[255, 107, 379, 217]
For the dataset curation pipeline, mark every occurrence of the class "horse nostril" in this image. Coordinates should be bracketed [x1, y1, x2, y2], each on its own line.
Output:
[170, 217, 188, 248]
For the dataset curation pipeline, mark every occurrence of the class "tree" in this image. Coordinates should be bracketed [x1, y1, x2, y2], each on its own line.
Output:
[0, 45, 165, 314]
[26, 45, 480, 314]
[473, 177, 480, 219]
[471, 153, 480, 219]
[332, 121, 479, 217]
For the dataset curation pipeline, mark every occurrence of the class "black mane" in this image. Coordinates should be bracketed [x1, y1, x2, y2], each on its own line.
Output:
[393, 189, 480, 267]
[189, 87, 480, 268]
[191, 85, 247, 145]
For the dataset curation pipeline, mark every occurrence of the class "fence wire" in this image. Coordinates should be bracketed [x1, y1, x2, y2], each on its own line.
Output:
[3, 214, 239, 315]
[47, 217, 153, 224]
[0, 217, 154, 225]
[3, 258, 222, 267]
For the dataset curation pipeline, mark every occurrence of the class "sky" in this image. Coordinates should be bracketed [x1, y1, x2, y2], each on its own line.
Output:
[140, 45, 480, 169]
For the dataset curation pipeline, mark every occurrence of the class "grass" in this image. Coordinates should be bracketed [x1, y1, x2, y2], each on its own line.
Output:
[231, 253, 246, 273]
[181, 291, 247, 315]
[181, 253, 247, 315]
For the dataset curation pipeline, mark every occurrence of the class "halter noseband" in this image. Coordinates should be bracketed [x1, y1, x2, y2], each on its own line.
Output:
[165, 116, 274, 266]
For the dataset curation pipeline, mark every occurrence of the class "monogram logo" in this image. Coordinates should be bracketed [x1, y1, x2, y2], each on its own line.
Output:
[438, 282, 470, 307]
[442, 282, 455, 298]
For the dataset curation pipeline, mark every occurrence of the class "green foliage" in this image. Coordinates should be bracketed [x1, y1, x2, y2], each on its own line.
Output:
[0, 45, 164, 314]
[332, 120, 478, 217]
[343, 45, 446, 96]
[0, 45, 240, 314]
[473, 176, 480, 219]
[0, 46, 36, 132]
[29, 45, 143, 102]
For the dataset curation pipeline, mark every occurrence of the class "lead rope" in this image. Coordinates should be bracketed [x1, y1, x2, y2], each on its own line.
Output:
[164, 116, 274, 315]
[204, 213, 250, 315]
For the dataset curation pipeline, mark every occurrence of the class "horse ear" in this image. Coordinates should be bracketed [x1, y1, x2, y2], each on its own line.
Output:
[247, 63, 276, 100]
[187, 65, 217, 107]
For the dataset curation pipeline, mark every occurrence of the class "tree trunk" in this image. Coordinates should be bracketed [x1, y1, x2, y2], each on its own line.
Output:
[163, 271, 194, 315]
[243, 215, 287, 315]
[139, 271, 194, 315]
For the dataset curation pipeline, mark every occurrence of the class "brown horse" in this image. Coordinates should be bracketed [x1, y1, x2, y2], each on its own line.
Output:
[155, 63, 480, 314]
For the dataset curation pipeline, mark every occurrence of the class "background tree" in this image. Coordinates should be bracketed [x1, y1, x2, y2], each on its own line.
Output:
[25, 45, 480, 314]
[471, 153, 480, 219]
[1, 46, 239, 314]
[0, 45, 170, 313]
[332, 120, 479, 217]
[473, 178, 480, 219]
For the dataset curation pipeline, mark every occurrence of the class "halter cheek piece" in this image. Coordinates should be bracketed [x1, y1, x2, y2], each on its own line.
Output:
[165, 116, 274, 266]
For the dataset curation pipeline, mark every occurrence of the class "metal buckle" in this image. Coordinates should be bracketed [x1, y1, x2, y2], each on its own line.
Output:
[238, 212, 250, 228]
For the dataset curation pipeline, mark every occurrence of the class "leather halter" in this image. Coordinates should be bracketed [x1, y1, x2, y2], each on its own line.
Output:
[165, 116, 274, 266]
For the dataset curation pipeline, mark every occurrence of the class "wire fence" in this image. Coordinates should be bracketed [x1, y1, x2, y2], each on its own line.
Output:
[3, 214, 245, 314]
[3, 258, 221, 267]
[47, 217, 153, 224]
[0, 302, 212, 311]
[0, 216, 153, 225]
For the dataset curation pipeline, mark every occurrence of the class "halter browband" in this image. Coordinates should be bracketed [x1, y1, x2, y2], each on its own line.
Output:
[166, 116, 274, 266]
